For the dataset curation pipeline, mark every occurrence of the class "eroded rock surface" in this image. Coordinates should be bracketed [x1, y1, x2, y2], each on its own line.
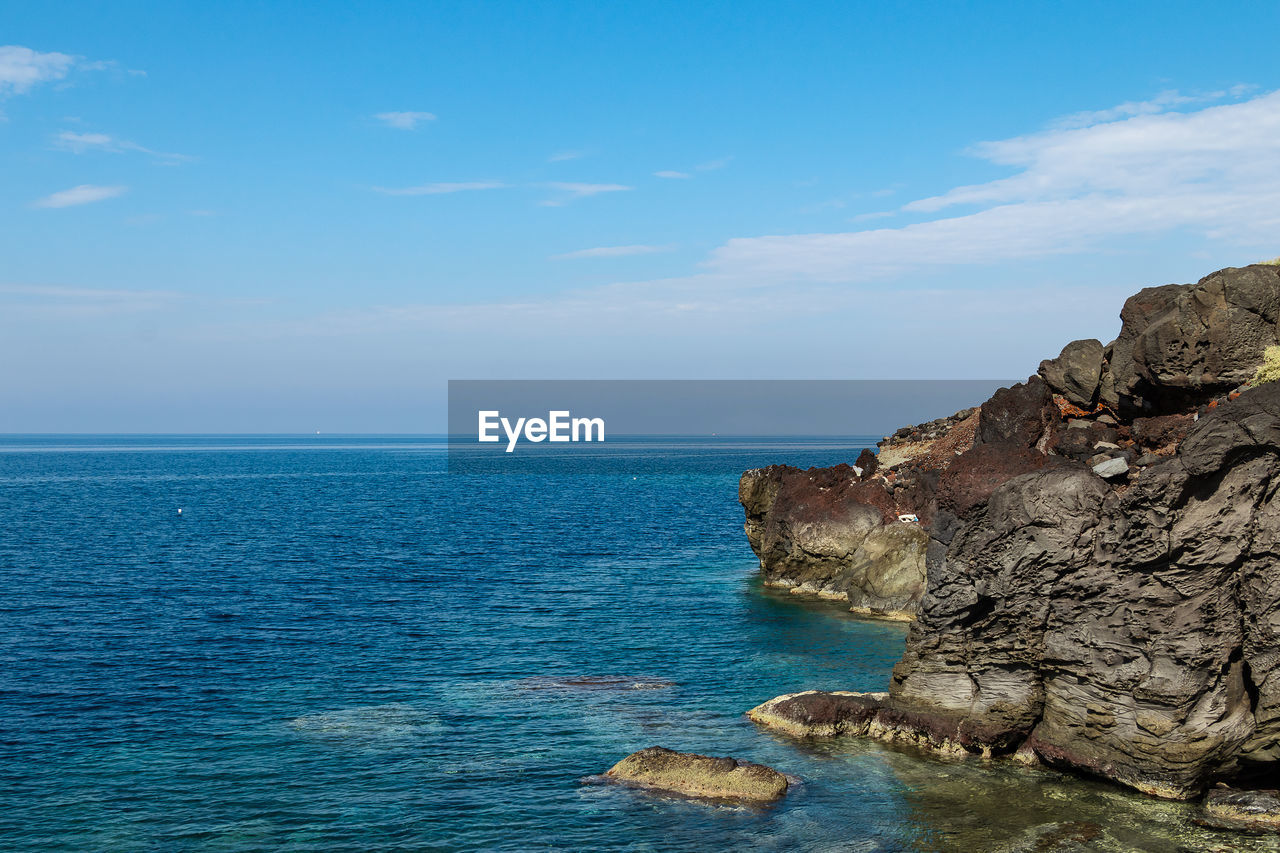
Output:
[1109, 264, 1280, 416]
[603, 746, 789, 803]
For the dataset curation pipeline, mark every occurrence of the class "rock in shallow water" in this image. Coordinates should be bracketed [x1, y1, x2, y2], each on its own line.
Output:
[1200, 787, 1280, 834]
[604, 746, 789, 803]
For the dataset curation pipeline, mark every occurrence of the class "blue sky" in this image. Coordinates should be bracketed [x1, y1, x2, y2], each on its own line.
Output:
[4, 1, 1280, 431]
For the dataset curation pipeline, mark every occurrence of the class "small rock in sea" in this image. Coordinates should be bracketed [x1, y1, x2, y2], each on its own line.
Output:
[603, 746, 789, 803]
[1092, 457, 1130, 479]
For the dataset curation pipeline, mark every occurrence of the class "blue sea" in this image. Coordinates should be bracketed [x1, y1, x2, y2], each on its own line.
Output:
[1, 436, 1272, 852]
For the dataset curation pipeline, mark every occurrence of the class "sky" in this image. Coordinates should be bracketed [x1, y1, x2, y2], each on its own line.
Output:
[3, 0, 1280, 432]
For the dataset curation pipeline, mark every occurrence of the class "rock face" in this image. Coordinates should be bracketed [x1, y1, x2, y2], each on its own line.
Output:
[604, 746, 789, 803]
[740, 464, 928, 618]
[745, 263, 1280, 806]
[1109, 264, 1280, 416]
[739, 410, 978, 619]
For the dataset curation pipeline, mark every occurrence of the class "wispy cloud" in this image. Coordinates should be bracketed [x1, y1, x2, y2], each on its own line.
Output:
[1051, 85, 1254, 129]
[548, 150, 586, 162]
[695, 157, 732, 172]
[539, 182, 632, 206]
[551, 244, 674, 260]
[0, 282, 182, 317]
[653, 170, 691, 179]
[371, 181, 507, 196]
[374, 111, 436, 130]
[33, 184, 128, 209]
[701, 88, 1280, 282]
[0, 45, 76, 96]
[53, 130, 192, 163]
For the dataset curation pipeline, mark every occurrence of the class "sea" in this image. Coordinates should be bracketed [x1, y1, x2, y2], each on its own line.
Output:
[1, 435, 1273, 852]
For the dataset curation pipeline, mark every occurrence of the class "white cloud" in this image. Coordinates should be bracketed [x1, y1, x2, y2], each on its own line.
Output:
[701, 89, 1280, 282]
[539, 182, 633, 206]
[0, 45, 75, 95]
[55, 131, 114, 149]
[330, 89, 1280, 351]
[695, 157, 732, 172]
[53, 130, 192, 163]
[371, 181, 506, 196]
[549, 150, 585, 162]
[33, 184, 128, 208]
[551, 244, 674, 260]
[654, 170, 691, 179]
[374, 111, 436, 130]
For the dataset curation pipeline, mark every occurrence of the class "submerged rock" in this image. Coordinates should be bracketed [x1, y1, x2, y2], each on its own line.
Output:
[517, 675, 675, 692]
[603, 746, 789, 803]
[1201, 787, 1280, 834]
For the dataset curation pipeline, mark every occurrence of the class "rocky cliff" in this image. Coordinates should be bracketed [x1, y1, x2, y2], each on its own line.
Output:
[740, 410, 977, 618]
[745, 263, 1280, 806]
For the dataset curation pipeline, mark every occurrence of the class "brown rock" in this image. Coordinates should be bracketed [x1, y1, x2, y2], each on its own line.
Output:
[1131, 413, 1194, 451]
[978, 377, 1058, 448]
[936, 442, 1061, 518]
[604, 747, 789, 803]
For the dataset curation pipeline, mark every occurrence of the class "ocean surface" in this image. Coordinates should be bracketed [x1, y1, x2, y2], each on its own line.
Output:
[1, 435, 1274, 852]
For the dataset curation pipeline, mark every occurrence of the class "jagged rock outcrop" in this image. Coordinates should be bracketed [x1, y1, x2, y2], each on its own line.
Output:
[603, 746, 790, 803]
[1109, 264, 1280, 416]
[739, 410, 977, 618]
[740, 465, 928, 619]
[746, 263, 1280, 811]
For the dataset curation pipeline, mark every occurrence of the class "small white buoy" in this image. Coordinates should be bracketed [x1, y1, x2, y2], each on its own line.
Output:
[177, 508, 183, 515]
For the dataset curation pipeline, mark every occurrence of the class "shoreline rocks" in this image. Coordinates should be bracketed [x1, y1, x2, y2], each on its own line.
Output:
[603, 746, 790, 803]
[739, 409, 981, 620]
[743, 263, 1280, 819]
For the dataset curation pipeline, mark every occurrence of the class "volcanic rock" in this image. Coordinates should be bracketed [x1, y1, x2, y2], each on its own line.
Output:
[1040, 338, 1105, 408]
[743, 264, 1280, 806]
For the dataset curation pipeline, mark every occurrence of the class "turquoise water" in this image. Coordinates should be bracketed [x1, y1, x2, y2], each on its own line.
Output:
[1, 436, 1274, 851]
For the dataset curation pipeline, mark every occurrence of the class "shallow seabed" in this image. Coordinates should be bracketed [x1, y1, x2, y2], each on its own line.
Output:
[1, 436, 1275, 851]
